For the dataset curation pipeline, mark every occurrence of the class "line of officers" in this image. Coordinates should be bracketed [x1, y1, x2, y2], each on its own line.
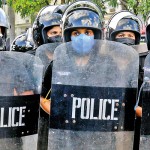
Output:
[0, 0, 150, 149]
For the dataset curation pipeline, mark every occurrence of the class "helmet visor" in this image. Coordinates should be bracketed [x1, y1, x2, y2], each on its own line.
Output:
[39, 12, 62, 26]
[116, 18, 140, 32]
[108, 11, 142, 31]
[66, 9, 102, 29]
[0, 8, 9, 28]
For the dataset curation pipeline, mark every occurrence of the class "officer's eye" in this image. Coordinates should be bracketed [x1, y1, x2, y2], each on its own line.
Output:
[51, 31, 58, 35]
[85, 31, 90, 35]
[72, 31, 80, 36]
[117, 34, 124, 38]
[128, 34, 133, 38]
[85, 30, 94, 36]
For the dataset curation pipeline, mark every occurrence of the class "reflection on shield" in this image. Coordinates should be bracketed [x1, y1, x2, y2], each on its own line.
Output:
[140, 53, 150, 150]
[0, 52, 43, 150]
[49, 40, 139, 149]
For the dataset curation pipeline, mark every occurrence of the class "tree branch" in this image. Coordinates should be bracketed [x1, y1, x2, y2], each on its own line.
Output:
[133, 0, 139, 15]
[119, 0, 128, 10]
[44, 0, 50, 5]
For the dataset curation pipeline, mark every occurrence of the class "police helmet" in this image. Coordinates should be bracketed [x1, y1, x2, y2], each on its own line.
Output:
[62, 1, 104, 42]
[0, 8, 9, 39]
[106, 10, 142, 45]
[32, 5, 66, 47]
[146, 14, 150, 50]
[11, 33, 34, 52]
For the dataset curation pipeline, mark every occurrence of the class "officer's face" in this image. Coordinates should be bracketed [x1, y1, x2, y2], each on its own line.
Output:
[71, 28, 94, 37]
[115, 31, 135, 40]
[47, 26, 61, 37]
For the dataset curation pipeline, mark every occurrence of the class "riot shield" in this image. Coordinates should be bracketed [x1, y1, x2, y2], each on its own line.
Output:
[35, 42, 61, 150]
[0, 51, 43, 150]
[139, 53, 150, 150]
[132, 44, 148, 150]
[132, 44, 148, 56]
[36, 42, 61, 73]
[49, 40, 139, 149]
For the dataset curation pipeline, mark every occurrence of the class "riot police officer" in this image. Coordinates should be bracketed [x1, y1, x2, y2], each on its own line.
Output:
[40, 1, 104, 114]
[34, 4, 68, 150]
[26, 5, 67, 56]
[28, 5, 67, 56]
[137, 13, 150, 150]
[40, 1, 140, 149]
[0, 8, 9, 51]
[106, 10, 143, 150]
[136, 15, 150, 129]
[106, 10, 142, 46]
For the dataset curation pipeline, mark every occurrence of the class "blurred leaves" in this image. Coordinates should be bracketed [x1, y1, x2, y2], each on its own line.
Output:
[2, 0, 150, 22]
[92, 0, 106, 15]
[105, 0, 150, 21]
[7, 0, 51, 18]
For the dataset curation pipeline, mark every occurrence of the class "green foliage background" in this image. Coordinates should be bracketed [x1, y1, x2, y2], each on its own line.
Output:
[104, 0, 150, 21]
[6, 0, 51, 19]
[1, 0, 150, 21]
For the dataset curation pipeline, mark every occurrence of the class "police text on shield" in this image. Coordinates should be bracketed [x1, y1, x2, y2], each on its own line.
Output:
[72, 97, 119, 120]
[0, 106, 26, 127]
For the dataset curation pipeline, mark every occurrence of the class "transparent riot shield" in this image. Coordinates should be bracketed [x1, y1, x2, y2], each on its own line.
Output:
[35, 42, 61, 150]
[49, 40, 139, 150]
[133, 44, 148, 68]
[132, 44, 148, 150]
[0, 51, 43, 150]
[139, 53, 150, 150]
[132, 44, 148, 55]
[36, 42, 61, 73]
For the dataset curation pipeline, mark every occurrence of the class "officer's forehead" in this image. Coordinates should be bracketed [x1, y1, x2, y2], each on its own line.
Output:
[71, 28, 93, 32]
[46, 25, 61, 31]
[116, 31, 135, 35]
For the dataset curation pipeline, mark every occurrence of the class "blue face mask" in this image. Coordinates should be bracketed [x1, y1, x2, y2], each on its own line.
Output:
[71, 34, 95, 56]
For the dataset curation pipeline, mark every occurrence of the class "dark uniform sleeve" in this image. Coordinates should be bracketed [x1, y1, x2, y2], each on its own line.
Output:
[41, 61, 53, 98]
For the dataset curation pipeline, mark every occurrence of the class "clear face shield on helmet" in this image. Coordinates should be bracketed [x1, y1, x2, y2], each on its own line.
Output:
[61, 1, 104, 42]
[0, 8, 9, 50]
[0, 8, 9, 29]
[107, 11, 136, 32]
[107, 10, 143, 34]
[26, 27, 35, 47]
